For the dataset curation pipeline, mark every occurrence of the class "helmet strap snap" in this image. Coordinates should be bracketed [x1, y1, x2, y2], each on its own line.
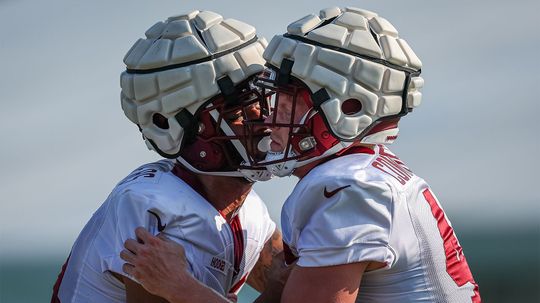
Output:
[277, 58, 294, 86]
[298, 136, 317, 151]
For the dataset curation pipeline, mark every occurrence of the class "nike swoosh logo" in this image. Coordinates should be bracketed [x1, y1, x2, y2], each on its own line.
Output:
[323, 185, 351, 198]
[147, 210, 167, 232]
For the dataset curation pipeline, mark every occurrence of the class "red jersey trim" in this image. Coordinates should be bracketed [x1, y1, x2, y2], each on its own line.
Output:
[51, 253, 71, 303]
[422, 189, 481, 302]
[229, 273, 248, 294]
[228, 215, 246, 292]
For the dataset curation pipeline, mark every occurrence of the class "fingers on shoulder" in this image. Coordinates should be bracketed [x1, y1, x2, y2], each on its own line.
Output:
[135, 227, 156, 244]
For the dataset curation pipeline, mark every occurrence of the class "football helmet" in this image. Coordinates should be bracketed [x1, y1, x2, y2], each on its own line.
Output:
[120, 10, 272, 181]
[252, 7, 424, 176]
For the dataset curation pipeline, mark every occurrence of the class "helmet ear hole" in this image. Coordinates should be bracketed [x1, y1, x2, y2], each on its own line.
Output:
[152, 113, 170, 129]
[341, 99, 362, 115]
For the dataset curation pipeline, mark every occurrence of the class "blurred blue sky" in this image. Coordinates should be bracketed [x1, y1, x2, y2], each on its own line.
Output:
[0, 0, 538, 259]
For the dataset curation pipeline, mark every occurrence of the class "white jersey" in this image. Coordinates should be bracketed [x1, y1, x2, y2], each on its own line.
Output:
[53, 160, 275, 302]
[281, 145, 480, 303]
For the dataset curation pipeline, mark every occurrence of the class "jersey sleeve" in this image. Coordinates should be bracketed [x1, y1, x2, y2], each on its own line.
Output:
[98, 189, 150, 280]
[102, 189, 196, 280]
[294, 179, 396, 268]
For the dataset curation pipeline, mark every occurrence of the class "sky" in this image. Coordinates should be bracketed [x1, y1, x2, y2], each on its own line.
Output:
[0, 0, 539, 259]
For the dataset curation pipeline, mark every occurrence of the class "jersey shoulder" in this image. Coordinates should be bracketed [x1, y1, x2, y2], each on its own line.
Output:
[296, 149, 385, 201]
[238, 189, 275, 242]
[367, 145, 419, 188]
[283, 148, 395, 233]
[282, 150, 398, 267]
[112, 160, 204, 204]
[114, 160, 175, 190]
[309, 150, 376, 181]
[108, 161, 219, 234]
[309, 145, 420, 188]
[284, 145, 423, 231]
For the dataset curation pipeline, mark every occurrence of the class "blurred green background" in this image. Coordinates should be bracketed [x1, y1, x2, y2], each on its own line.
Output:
[2, 221, 538, 302]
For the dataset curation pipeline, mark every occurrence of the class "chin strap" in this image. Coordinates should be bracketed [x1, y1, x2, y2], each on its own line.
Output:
[176, 156, 272, 182]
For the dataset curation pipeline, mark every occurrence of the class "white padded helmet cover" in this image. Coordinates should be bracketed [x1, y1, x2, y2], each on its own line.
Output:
[121, 10, 267, 156]
[263, 7, 424, 143]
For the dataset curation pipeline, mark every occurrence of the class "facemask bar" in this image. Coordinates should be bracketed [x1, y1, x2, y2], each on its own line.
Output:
[193, 79, 272, 171]
[250, 74, 314, 166]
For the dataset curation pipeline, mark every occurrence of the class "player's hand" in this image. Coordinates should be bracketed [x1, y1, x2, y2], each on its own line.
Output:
[120, 227, 193, 300]
[268, 250, 295, 290]
[255, 251, 295, 303]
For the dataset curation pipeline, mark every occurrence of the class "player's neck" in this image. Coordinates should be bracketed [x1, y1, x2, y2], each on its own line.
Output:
[292, 161, 320, 179]
[196, 174, 253, 222]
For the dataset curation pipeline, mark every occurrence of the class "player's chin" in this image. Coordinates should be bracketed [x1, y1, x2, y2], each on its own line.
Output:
[270, 141, 284, 152]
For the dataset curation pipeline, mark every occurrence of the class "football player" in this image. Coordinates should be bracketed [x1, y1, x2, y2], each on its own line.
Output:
[51, 10, 283, 303]
[119, 6, 482, 303]
[256, 6, 481, 303]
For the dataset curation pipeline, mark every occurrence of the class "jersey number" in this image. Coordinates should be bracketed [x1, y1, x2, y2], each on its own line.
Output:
[422, 189, 480, 302]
